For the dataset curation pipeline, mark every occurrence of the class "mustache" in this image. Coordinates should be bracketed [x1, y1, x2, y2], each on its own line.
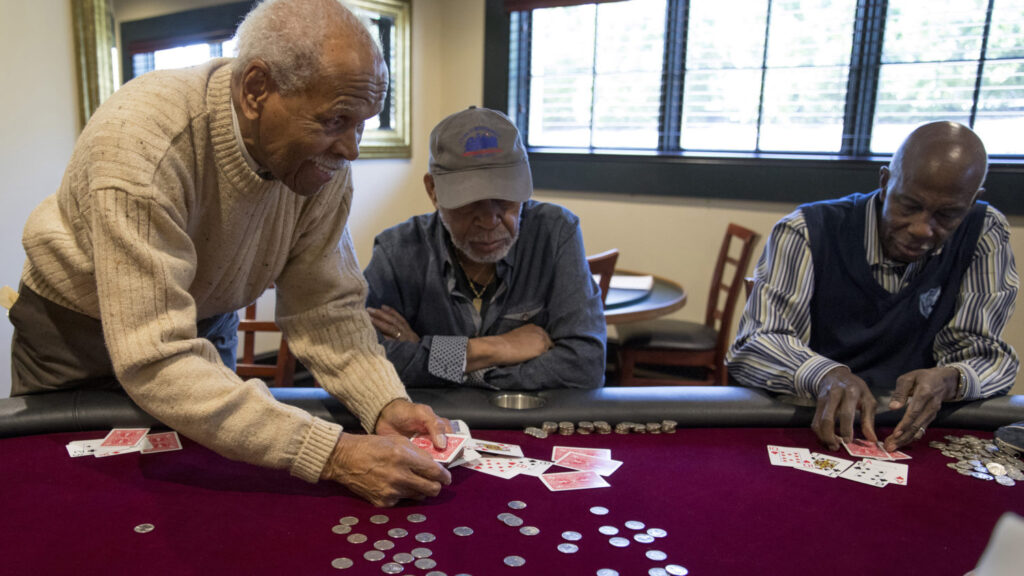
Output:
[467, 230, 512, 243]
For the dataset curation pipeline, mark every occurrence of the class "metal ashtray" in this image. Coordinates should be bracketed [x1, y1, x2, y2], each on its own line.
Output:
[490, 393, 546, 410]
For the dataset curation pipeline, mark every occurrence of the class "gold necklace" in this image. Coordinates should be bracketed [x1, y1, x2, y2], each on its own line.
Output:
[463, 264, 494, 312]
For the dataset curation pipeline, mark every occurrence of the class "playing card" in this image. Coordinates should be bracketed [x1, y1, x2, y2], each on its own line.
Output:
[142, 431, 183, 454]
[450, 419, 472, 438]
[448, 448, 482, 469]
[65, 439, 102, 458]
[766, 445, 812, 467]
[95, 428, 149, 457]
[463, 456, 529, 479]
[866, 459, 909, 486]
[839, 460, 889, 487]
[554, 451, 623, 477]
[540, 470, 611, 492]
[552, 446, 612, 461]
[469, 439, 524, 458]
[411, 434, 466, 464]
[795, 452, 855, 478]
[888, 450, 912, 461]
[516, 458, 554, 477]
[842, 439, 892, 460]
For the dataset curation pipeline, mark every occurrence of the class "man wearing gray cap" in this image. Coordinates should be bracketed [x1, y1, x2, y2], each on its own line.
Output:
[364, 107, 606, 389]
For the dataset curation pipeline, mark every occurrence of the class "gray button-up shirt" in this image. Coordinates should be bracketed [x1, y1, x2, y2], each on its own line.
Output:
[364, 200, 606, 389]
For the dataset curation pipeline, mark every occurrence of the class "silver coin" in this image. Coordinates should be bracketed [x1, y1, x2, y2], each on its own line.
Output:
[971, 471, 995, 481]
[609, 537, 630, 548]
[503, 515, 524, 527]
[497, 512, 513, 522]
[974, 465, 990, 474]
[504, 555, 526, 567]
[415, 532, 437, 543]
[381, 562, 403, 574]
[987, 462, 1007, 476]
[411, 547, 433, 559]
[415, 558, 438, 570]
[649, 569, 668, 576]
[370, 514, 390, 524]
[374, 539, 395, 551]
[647, 550, 668, 561]
[665, 565, 689, 575]
[387, 528, 408, 538]
[599, 525, 619, 535]
[558, 543, 579, 554]
[968, 459, 983, 467]
[364, 550, 386, 562]
[624, 520, 646, 530]
[453, 526, 474, 536]
[520, 526, 540, 536]
[634, 533, 655, 544]
[339, 516, 359, 526]
[508, 500, 527, 510]
[332, 524, 353, 535]
[426, 572, 448, 576]
[134, 523, 155, 534]
[647, 528, 668, 538]
[562, 531, 583, 541]
[407, 513, 427, 523]
[590, 506, 610, 515]
[347, 533, 368, 544]
[996, 476, 1016, 486]
[330, 557, 354, 570]
[393, 553, 415, 564]
[597, 570, 620, 576]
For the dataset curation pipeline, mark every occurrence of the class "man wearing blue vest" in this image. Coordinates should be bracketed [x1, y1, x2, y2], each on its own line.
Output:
[728, 121, 1018, 452]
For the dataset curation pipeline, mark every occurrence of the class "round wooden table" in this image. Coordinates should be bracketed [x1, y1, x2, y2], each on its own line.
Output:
[602, 271, 686, 324]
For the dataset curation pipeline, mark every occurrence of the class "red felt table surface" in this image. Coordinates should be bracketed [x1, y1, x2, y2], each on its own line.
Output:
[1, 427, 1020, 576]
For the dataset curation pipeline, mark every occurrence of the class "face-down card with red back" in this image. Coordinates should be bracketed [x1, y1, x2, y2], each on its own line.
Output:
[411, 434, 467, 464]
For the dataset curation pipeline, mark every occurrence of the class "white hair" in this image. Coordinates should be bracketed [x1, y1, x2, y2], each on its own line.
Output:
[232, 0, 382, 94]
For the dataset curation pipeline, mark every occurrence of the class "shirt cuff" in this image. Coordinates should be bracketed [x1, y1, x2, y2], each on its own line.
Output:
[945, 363, 980, 402]
[291, 418, 343, 484]
[427, 335, 469, 383]
[795, 356, 847, 398]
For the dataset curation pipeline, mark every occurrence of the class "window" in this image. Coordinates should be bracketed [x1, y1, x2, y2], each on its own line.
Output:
[508, 0, 1024, 158]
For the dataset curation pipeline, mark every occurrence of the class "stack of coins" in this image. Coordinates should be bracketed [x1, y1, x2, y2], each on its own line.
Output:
[632, 423, 647, 434]
[558, 421, 575, 435]
[931, 434, 1023, 486]
[523, 426, 548, 439]
[661, 420, 677, 434]
[646, 422, 662, 434]
[594, 421, 612, 434]
[541, 421, 558, 435]
[577, 421, 595, 435]
[614, 422, 633, 435]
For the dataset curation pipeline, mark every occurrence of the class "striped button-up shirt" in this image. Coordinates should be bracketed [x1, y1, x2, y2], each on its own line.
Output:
[727, 191, 1019, 400]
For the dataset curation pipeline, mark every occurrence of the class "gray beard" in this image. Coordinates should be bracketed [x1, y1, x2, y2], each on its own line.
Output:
[438, 210, 520, 264]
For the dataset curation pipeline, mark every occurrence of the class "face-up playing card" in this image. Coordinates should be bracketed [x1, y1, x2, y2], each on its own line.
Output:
[540, 470, 611, 492]
[142, 432, 183, 454]
[469, 439, 524, 458]
[463, 456, 529, 479]
[839, 460, 889, 487]
[795, 453, 855, 478]
[95, 428, 150, 457]
[516, 458, 554, 477]
[865, 459, 909, 486]
[552, 446, 612, 462]
[766, 445, 813, 468]
[842, 439, 892, 460]
[65, 439, 103, 458]
[411, 434, 466, 464]
[554, 451, 623, 477]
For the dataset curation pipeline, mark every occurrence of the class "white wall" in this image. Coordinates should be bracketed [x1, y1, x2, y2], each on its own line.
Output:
[0, 0, 79, 398]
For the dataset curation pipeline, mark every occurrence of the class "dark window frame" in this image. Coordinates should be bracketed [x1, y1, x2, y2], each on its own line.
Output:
[483, 0, 1024, 214]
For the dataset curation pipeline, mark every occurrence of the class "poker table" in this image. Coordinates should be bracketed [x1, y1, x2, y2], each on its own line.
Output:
[2, 386, 1023, 576]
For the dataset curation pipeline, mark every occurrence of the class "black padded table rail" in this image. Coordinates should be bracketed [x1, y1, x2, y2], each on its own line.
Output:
[1, 387, 1022, 438]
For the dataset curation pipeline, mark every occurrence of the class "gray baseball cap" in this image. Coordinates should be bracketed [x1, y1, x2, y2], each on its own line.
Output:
[428, 106, 533, 210]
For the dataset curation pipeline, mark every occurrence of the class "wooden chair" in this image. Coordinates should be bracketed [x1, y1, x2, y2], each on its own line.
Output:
[236, 300, 297, 387]
[587, 248, 620, 308]
[617, 224, 760, 386]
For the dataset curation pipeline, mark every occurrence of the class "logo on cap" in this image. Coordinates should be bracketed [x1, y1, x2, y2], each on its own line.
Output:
[461, 126, 502, 158]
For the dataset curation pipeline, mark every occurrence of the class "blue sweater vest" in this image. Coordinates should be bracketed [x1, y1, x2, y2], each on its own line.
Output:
[802, 191, 986, 390]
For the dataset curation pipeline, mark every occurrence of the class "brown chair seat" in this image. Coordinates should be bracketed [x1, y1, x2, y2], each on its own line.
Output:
[618, 319, 717, 351]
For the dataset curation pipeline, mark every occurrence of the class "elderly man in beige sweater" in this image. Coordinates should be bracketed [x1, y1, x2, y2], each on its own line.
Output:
[9, 0, 451, 507]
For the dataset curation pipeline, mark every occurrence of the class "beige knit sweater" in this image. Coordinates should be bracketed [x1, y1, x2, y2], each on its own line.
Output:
[20, 59, 409, 483]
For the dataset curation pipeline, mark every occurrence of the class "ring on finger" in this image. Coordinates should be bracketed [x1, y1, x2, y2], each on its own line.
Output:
[395, 330, 402, 339]
[915, 426, 926, 437]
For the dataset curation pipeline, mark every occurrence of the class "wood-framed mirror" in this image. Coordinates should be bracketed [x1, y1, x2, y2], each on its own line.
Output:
[72, 0, 411, 158]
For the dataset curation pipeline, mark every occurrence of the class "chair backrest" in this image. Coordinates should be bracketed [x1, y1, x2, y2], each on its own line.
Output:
[236, 300, 296, 387]
[705, 224, 760, 363]
[587, 248, 620, 308]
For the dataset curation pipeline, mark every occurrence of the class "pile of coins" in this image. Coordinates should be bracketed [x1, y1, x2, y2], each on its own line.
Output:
[329, 512, 453, 573]
[931, 434, 1024, 486]
[525, 420, 675, 437]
